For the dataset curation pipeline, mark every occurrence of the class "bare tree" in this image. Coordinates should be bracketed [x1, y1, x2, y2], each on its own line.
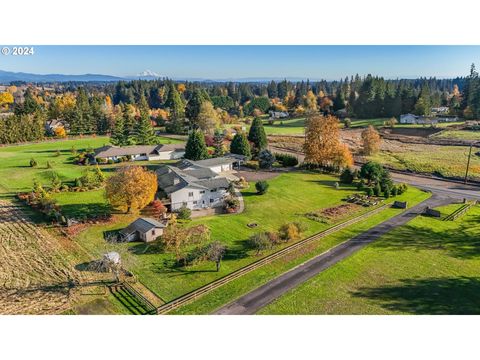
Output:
[206, 241, 227, 272]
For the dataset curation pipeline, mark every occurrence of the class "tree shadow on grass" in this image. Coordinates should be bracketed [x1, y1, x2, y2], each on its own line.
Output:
[60, 202, 112, 219]
[372, 218, 480, 259]
[351, 277, 480, 314]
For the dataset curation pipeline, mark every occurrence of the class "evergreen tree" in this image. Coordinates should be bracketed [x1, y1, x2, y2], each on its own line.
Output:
[184, 130, 209, 160]
[165, 83, 185, 120]
[248, 117, 268, 153]
[134, 95, 157, 145]
[110, 113, 126, 146]
[185, 89, 210, 121]
[213, 131, 225, 157]
[230, 133, 251, 159]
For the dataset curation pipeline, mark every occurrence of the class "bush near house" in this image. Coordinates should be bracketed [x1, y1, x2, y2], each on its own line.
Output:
[255, 180, 269, 195]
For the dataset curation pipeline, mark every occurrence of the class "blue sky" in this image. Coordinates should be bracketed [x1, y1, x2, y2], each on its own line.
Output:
[1, 46, 480, 80]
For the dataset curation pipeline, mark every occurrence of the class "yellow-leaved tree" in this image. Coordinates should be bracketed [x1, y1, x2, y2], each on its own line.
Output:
[304, 114, 353, 169]
[361, 125, 382, 155]
[0, 92, 14, 109]
[105, 166, 157, 213]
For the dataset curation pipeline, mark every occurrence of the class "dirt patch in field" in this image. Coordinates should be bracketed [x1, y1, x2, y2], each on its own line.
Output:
[236, 170, 280, 182]
[305, 203, 361, 223]
[0, 200, 81, 314]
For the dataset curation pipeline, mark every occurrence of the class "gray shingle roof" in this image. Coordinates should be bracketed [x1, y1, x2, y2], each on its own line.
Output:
[119, 217, 166, 236]
[94, 143, 185, 158]
[156, 164, 230, 195]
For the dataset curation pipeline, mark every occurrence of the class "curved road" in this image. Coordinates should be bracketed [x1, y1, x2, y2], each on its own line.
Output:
[215, 162, 480, 314]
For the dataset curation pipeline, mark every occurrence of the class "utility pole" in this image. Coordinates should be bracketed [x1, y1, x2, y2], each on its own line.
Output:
[464, 143, 474, 184]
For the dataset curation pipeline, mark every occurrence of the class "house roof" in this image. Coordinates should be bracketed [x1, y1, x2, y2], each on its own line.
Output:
[119, 217, 166, 236]
[178, 156, 241, 171]
[157, 164, 230, 195]
[94, 143, 185, 158]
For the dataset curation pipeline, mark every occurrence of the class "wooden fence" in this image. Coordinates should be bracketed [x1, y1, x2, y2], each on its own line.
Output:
[156, 203, 390, 314]
[444, 201, 477, 221]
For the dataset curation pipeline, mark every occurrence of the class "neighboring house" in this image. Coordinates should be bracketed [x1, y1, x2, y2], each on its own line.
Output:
[431, 106, 449, 115]
[269, 110, 289, 119]
[45, 119, 68, 135]
[399, 113, 459, 124]
[94, 143, 185, 162]
[157, 161, 237, 212]
[178, 155, 244, 173]
[119, 217, 167, 242]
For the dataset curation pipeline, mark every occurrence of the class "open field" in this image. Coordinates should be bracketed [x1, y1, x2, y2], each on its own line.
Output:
[368, 139, 480, 181]
[69, 172, 428, 309]
[432, 129, 480, 141]
[172, 187, 430, 314]
[260, 203, 480, 314]
[0, 199, 81, 314]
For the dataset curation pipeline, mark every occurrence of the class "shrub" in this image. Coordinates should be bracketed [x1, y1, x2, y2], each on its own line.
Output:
[29, 158, 37, 167]
[258, 149, 276, 169]
[255, 180, 269, 195]
[177, 205, 192, 220]
[373, 183, 382, 196]
[266, 231, 281, 246]
[356, 179, 365, 191]
[366, 187, 374, 197]
[383, 186, 391, 198]
[340, 168, 355, 184]
[274, 153, 299, 167]
[344, 118, 352, 128]
[244, 160, 259, 171]
[107, 159, 114, 165]
[391, 186, 398, 197]
[279, 223, 300, 242]
[248, 232, 271, 255]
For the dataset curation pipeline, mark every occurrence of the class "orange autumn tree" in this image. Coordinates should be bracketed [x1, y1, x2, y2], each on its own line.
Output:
[105, 166, 157, 213]
[361, 125, 382, 155]
[304, 114, 352, 169]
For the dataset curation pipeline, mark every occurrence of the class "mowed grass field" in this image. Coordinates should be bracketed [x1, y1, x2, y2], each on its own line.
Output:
[259, 204, 480, 315]
[172, 186, 430, 314]
[70, 172, 429, 304]
[432, 129, 480, 141]
[369, 141, 480, 181]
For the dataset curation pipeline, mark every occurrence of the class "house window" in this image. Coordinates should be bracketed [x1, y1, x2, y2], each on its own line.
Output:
[210, 198, 214, 203]
[200, 190, 205, 194]
[151, 230, 155, 236]
[188, 192, 194, 197]
[193, 201, 198, 205]
[210, 188, 216, 192]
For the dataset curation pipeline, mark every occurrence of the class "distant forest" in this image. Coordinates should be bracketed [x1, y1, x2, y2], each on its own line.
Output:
[1, 65, 480, 144]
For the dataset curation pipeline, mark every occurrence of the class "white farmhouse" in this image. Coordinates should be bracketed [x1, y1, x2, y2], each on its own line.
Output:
[156, 156, 244, 211]
[94, 144, 185, 162]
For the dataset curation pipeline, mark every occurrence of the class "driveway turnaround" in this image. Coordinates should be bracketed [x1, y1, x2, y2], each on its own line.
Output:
[214, 193, 453, 315]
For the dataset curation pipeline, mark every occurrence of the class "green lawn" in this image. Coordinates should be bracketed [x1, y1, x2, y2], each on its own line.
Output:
[259, 203, 480, 315]
[70, 172, 429, 309]
[350, 118, 388, 128]
[0, 136, 182, 217]
[368, 144, 480, 181]
[0, 136, 181, 195]
[431, 129, 480, 141]
[172, 186, 430, 314]
[226, 118, 306, 136]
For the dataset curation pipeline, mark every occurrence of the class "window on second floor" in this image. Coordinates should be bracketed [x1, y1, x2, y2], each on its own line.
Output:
[188, 192, 194, 197]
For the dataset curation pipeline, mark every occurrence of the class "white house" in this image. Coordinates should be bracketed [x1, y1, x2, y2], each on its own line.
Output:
[94, 144, 185, 162]
[269, 110, 289, 119]
[400, 113, 459, 125]
[157, 166, 230, 211]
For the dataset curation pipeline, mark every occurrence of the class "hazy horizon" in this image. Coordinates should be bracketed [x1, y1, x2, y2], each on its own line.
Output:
[1, 45, 479, 80]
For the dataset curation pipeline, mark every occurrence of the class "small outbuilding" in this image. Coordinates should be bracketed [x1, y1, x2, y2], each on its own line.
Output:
[119, 217, 167, 243]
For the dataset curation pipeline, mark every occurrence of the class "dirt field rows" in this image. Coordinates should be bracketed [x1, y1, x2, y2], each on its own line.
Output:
[0, 200, 80, 314]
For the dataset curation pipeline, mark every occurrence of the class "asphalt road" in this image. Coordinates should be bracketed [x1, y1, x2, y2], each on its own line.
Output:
[214, 193, 453, 315]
